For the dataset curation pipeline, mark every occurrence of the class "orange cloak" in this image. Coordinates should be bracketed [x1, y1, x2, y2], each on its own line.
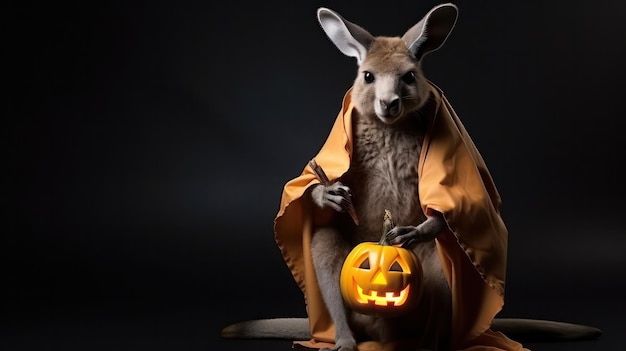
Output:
[274, 83, 527, 351]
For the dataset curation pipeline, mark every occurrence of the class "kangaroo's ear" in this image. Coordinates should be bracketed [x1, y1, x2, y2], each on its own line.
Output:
[402, 3, 458, 61]
[317, 8, 375, 65]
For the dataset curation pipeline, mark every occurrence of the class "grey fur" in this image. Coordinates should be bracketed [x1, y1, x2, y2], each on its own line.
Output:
[220, 318, 311, 340]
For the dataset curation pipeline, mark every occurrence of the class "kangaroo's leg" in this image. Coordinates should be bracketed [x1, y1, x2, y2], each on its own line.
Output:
[311, 226, 356, 351]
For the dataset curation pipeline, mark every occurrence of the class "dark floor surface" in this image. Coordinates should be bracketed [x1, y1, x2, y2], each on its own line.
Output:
[2, 283, 623, 351]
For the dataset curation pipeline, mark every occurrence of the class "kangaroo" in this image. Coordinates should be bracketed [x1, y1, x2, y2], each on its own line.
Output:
[306, 4, 456, 351]
[221, 3, 601, 351]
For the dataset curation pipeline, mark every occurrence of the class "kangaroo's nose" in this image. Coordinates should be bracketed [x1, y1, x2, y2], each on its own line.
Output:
[380, 98, 400, 115]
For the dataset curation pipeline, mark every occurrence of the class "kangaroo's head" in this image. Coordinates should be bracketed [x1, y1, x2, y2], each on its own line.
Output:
[317, 3, 458, 124]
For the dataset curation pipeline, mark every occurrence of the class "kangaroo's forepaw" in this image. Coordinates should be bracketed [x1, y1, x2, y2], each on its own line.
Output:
[386, 214, 446, 246]
[311, 182, 354, 213]
[386, 225, 419, 246]
[386, 225, 439, 247]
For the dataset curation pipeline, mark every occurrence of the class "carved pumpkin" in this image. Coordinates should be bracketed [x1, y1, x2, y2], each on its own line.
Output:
[340, 210, 423, 316]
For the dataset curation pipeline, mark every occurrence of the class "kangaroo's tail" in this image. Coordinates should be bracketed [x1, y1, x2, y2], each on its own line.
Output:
[490, 318, 602, 342]
[221, 317, 601, 343]
[221, 318, 311, 340]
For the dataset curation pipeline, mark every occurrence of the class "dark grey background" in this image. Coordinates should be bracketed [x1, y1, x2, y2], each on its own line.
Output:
[4, 0, 625, 350]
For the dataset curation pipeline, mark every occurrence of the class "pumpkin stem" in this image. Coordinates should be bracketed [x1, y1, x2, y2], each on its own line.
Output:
[379, 209, 395, 246]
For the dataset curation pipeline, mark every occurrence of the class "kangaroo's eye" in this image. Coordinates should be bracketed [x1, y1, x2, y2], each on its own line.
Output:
[402, 71, 416, 84]
[363, 71, 375, 83]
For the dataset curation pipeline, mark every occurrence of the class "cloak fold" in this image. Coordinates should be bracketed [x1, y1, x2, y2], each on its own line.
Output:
[274, 83, 527, 351]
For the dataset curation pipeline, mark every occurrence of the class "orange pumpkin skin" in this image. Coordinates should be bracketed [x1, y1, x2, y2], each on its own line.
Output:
[340, 242, 423, 317]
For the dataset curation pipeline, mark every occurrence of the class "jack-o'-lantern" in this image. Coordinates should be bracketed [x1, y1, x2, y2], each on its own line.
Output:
[340, 210, 423, 316]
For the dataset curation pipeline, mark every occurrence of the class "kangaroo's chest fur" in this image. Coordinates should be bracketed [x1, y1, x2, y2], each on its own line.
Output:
[343, 108, 428, 243]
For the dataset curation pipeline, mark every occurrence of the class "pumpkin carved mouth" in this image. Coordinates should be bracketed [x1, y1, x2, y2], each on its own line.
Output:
[354, 279, 411, 306]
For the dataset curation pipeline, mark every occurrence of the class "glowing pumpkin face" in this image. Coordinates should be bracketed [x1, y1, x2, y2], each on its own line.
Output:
[340, 242, 423, 316]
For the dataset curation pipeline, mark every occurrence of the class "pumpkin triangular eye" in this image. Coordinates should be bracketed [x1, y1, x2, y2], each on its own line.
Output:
[390, 260, 403, 272]
[359, 257, 370, 269]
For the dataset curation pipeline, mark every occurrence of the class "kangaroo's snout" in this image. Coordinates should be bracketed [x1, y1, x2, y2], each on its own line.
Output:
[376, 96, 402, 122]
[372, 73, 405, 123]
